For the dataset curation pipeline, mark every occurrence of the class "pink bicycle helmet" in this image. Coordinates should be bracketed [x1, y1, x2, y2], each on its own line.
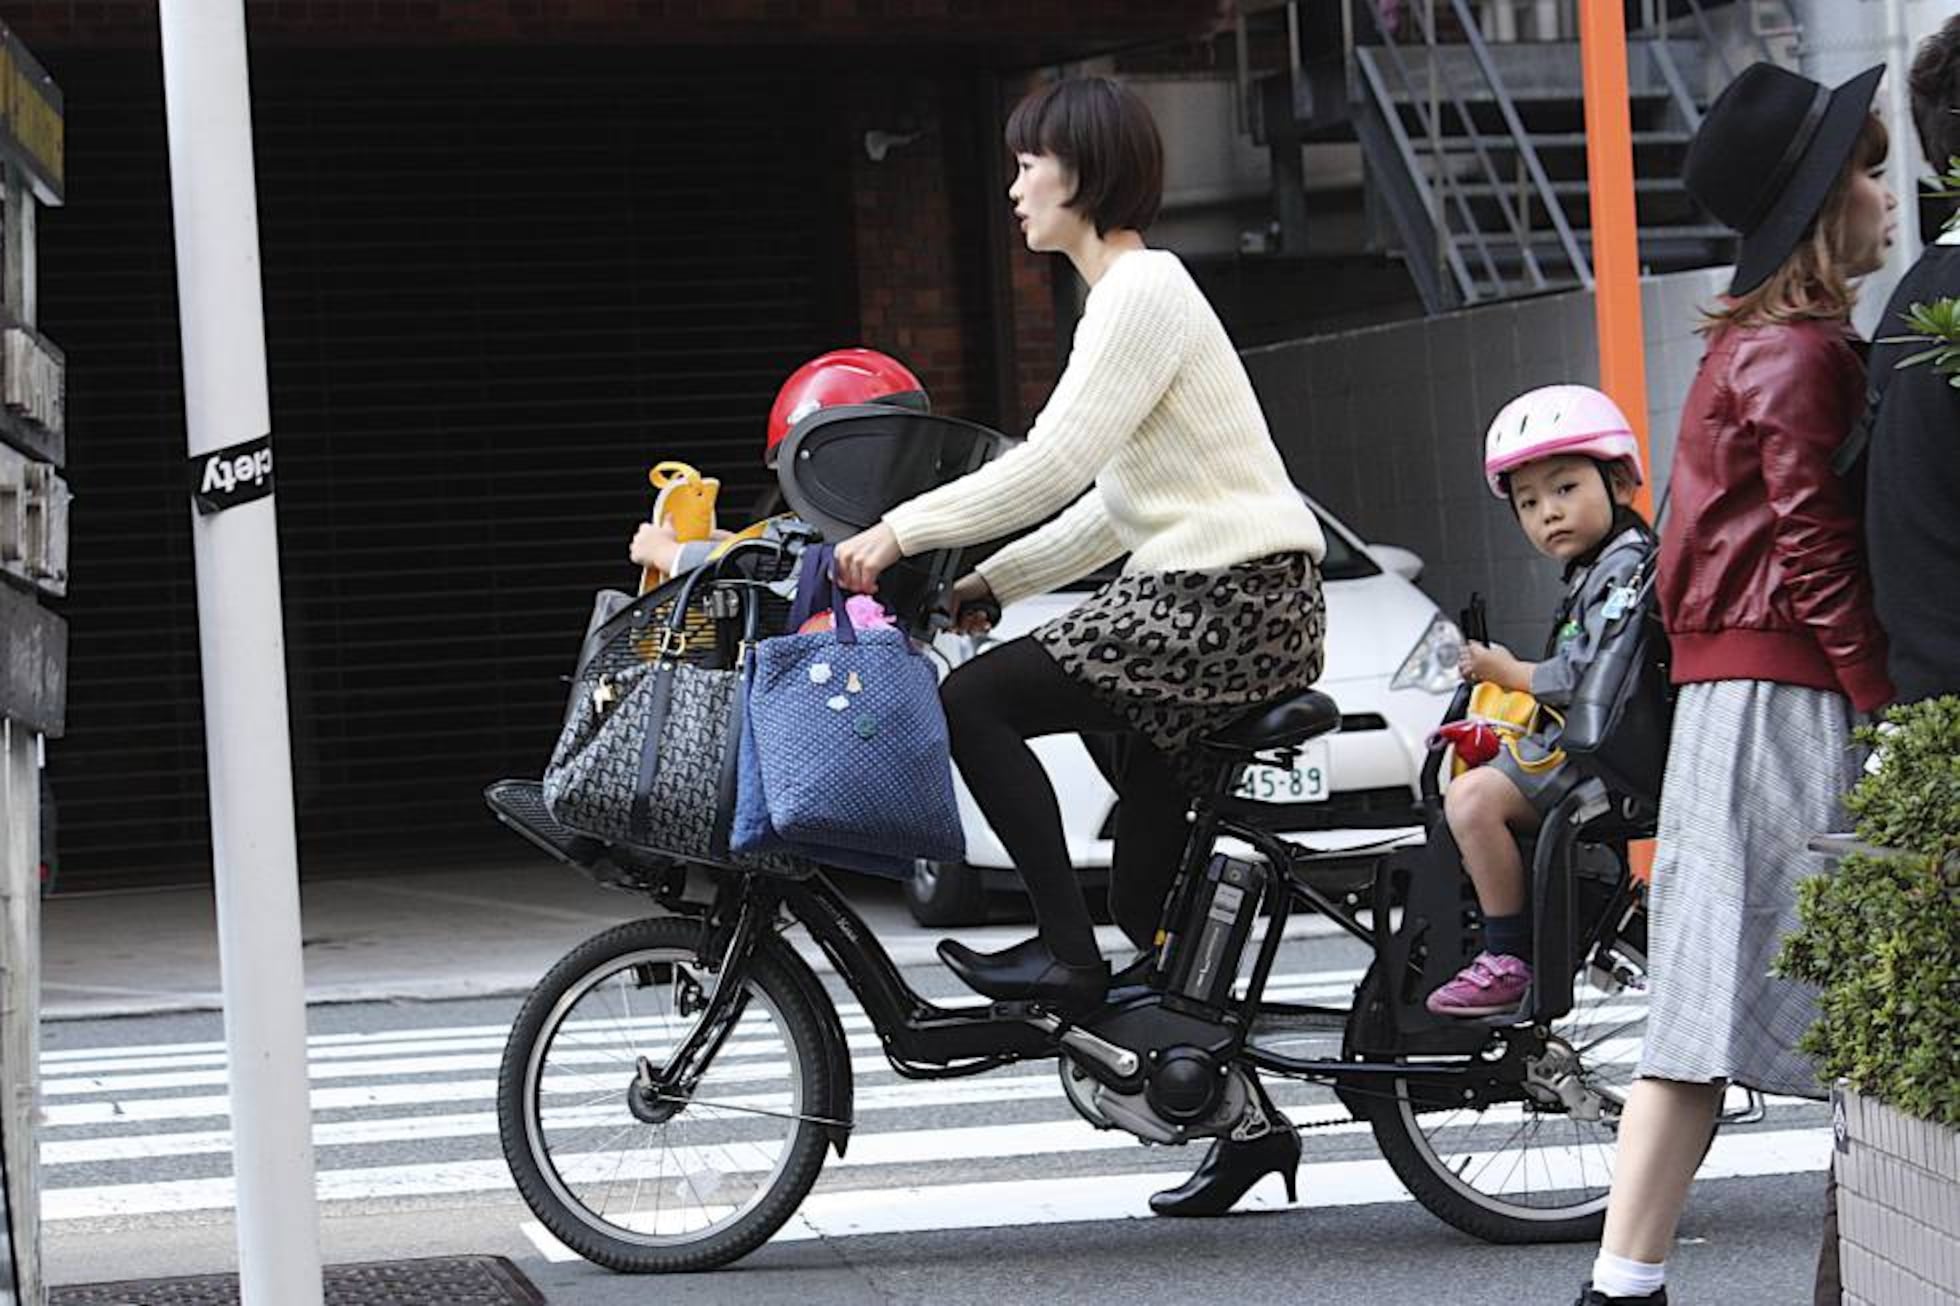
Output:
[1482, 384, 1644, 498]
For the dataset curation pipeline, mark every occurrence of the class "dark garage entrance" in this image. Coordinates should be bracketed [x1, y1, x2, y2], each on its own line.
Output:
[40, 50, 854, 887]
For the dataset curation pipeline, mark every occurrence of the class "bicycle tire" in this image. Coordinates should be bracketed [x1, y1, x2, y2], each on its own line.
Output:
[498, 916, 835, 1272]
[1366, 923, 1651, 1244]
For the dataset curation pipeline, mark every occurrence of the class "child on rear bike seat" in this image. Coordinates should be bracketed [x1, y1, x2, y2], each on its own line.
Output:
[1426, 384, 1656, 1021]
[627, 348, 928, 592]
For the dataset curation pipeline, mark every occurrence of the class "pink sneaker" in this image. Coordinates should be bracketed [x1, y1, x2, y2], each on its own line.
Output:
[1425, 952, 1533, 1018]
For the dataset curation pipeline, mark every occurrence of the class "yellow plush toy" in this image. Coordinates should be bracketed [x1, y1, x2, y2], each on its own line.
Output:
[1454, 682, 1566, 777]
[640, 461, 721, 594]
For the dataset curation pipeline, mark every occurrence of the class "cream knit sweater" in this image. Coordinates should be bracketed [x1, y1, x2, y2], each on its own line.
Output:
[883, 249, 1325, 606]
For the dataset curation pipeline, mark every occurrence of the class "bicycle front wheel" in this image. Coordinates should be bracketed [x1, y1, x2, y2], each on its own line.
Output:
[497, 916, 835, 1272]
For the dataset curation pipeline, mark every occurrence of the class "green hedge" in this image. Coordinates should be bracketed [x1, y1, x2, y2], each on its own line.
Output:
[1776, 697, 1960, 1128]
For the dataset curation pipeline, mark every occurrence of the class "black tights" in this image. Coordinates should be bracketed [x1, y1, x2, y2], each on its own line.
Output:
[940, 637, 1191, 965]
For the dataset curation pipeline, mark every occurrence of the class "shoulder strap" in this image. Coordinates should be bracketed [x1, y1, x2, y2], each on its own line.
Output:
[783, 544, 835, 633]
[1833, 324, 1909, 477]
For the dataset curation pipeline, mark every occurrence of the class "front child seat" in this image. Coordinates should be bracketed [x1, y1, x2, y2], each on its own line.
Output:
[775, 404, 1016, 626]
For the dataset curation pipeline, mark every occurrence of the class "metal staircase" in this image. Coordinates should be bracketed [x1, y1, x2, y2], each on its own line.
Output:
[1233, 0, 1798, 314]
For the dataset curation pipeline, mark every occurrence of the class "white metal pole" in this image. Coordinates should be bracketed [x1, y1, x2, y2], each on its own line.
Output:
[156, 4, 324, 1303]
[0, 720, 41, 1306]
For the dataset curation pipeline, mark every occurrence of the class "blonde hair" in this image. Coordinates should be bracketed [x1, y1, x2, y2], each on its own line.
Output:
[1701, 113, 1890, 332]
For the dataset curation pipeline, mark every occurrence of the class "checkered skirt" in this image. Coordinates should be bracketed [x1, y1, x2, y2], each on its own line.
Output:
[1636, 679, 1862, 1099]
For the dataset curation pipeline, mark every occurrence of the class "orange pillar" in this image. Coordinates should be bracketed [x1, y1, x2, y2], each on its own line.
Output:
[1579, 2, 1657, 881]
[1578, 0, 1654, 517]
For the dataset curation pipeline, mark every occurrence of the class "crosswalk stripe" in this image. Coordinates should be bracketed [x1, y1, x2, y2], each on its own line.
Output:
[30, 959, 1650, 1135]
[32, 982, 1417, 1099]
[35, 1010, 1653, 1130]
[517, 1126, 1833, 1260]
[39, 1076, 1365, 1168]
[42, 1112, 1356, 1221]
[41, 992, 1654, 1113]
[40, 1066, 1805, 1173]
[42, 1103, 1831, 1225]
[39, 1054, 930, 1129]
[42, 1039, 1772, 1140]
[38, 969, 1373, 1075]
[37, 949, 1829, 1267]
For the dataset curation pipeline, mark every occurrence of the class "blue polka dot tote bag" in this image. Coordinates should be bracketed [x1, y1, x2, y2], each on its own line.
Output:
[731, 547, 965, 874]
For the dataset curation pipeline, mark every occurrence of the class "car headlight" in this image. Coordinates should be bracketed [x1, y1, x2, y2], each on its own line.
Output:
[1391, 613, 1464, 694]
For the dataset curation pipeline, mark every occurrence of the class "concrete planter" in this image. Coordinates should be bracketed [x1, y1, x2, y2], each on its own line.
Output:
[1834, 1083, 1960, 1305]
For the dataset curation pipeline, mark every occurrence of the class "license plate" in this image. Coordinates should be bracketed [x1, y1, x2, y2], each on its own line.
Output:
[1233, 738, 1330, 804]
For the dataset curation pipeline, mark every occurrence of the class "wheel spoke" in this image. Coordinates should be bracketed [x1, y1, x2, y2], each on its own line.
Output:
[647, 1093, 843, 1129]
[508, 932, 817, 1264]
[1381, 932, 1649, 1232]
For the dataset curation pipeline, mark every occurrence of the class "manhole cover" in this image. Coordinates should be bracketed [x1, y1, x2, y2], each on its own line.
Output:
[52, 1255, 544, 1306]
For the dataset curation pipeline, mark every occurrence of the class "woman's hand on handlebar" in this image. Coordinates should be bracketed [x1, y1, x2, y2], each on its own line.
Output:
[950, 573, 999, 635]
[833, 521, 903, 594]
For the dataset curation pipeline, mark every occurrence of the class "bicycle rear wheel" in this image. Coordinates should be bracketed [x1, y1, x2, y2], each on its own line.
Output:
[498, 916, 835, 1272]
[1367, 919, 1650, 1243]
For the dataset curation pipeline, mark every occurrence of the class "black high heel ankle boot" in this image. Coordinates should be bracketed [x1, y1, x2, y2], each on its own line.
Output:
[1148, 1089, 1300, 1217]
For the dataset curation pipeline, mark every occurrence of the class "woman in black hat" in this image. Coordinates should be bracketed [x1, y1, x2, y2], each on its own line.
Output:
[1573, 63, 1897, 1306]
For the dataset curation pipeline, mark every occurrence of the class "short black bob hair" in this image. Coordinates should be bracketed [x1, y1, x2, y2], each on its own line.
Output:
[1005, 76, 1164, 236]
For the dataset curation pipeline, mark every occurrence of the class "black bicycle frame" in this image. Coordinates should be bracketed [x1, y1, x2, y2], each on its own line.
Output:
[651, 846, 1505, 1103]
[637, 718, 1635, 1106]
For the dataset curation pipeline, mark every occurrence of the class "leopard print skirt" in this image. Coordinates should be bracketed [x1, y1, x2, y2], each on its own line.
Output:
[1032, 551, 1327, 789]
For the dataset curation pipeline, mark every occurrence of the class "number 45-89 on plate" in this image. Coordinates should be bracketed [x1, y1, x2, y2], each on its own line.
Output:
[1233, 738, 1331, 803]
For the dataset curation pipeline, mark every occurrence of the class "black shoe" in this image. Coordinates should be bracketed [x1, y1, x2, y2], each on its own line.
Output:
[1147, 1122, 1301, 1217]
[936, 936, 1108, 1015]
[1574, 1283, 1668, 1305]
[1109, 948, 1160, 994]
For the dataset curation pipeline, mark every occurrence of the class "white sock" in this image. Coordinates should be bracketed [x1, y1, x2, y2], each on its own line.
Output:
[1591, 1249, 1666, 1299]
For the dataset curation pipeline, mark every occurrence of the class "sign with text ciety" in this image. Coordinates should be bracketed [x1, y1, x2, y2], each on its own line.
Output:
[0, 21, 59, 206]
[189, 435, 275, 515]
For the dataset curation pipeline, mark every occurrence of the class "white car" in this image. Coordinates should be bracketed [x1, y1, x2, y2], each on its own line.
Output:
[905, 497, 1463, 925]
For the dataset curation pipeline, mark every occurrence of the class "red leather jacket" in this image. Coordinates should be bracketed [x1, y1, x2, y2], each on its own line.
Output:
[1659, 319, 1893, 712]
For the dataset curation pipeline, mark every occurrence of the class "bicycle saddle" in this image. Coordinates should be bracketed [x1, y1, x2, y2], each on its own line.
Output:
[1201, 689, 1341, 754]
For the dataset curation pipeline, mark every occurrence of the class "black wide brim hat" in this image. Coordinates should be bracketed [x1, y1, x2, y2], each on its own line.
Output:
[1683, 62, 1885, 297]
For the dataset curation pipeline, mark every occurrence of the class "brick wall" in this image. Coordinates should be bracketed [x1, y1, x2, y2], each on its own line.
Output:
[848, 72, 1059, 432]
[850, 77, 979, 421]
[9, 0, 1225, 49]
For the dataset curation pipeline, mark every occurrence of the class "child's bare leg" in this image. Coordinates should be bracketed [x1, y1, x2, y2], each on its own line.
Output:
[1427, 765, 1541, 1014]
[1443, 766, 1538, 917]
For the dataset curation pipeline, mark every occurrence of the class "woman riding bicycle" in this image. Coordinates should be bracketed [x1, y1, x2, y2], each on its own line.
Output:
[834, 74, 1327, 1214]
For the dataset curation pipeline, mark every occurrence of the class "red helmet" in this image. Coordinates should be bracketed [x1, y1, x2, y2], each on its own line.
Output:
[765, 348, 927, 465]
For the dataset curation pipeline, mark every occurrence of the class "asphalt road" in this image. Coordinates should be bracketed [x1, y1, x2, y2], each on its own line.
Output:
[38, 931, 1833, 1305]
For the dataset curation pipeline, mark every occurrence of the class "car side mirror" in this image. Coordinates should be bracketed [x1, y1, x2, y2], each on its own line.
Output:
[1369, 543, 1424, 582]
